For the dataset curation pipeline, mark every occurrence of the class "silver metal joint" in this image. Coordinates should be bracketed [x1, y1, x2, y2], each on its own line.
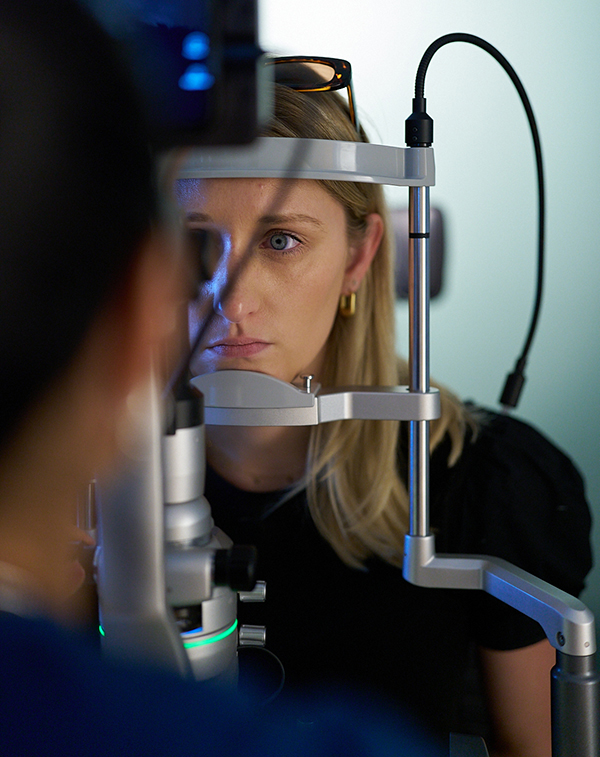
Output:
[301, 375, 314, 393]
[239, 580, 267, 603]
[238, 624, 266, 647]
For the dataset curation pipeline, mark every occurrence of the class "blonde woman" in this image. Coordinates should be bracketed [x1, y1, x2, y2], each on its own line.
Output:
[178, 62, 591, 757]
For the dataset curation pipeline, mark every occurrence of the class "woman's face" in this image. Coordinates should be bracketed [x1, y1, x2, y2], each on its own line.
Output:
[178, 177, 359, 384]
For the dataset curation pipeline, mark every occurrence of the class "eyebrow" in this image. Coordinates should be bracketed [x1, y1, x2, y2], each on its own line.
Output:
[185, 212, 212, 223]
[259, 213, 325, 229]
[184, 211, 325, 230]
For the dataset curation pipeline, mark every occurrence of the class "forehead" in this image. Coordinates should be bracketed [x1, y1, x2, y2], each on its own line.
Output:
[175, 177, 345, 224]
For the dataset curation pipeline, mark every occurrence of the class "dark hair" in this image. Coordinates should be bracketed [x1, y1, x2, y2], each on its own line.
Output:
[0, 1, 157, 450]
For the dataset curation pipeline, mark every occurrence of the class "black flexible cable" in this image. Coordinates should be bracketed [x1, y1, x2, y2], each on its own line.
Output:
[409, 33, 545, 409]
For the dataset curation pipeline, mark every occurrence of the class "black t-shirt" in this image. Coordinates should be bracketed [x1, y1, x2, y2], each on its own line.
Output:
[205, 408, 592, 738]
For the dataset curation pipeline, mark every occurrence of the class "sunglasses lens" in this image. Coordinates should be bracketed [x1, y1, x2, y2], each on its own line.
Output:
[267, 57, 358, 131]
[272, 61, 336, 90]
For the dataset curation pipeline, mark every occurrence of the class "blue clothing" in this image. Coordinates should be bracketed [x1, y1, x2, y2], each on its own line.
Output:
[0, 610, 443, 757]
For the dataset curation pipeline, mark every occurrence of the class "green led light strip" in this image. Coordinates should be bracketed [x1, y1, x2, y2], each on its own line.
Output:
[183, 619, 238, 649]
[98, 620, 238, 648]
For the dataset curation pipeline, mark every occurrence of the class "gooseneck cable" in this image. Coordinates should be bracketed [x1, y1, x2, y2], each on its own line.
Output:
[407, 33, 545, 409]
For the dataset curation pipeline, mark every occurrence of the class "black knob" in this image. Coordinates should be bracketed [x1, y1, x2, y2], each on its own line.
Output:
[214, 545, 257, 591]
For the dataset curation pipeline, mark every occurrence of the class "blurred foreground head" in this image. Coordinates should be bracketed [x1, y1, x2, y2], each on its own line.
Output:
[0, 0, 158, 452]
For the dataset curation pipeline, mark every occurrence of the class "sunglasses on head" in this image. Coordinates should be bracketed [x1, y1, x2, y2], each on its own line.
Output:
[264, 56, 360, 135]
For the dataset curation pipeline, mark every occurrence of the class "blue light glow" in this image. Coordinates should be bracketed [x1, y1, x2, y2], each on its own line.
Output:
[182, 32, 210, 61]
[179, 64, 215, 91]
[181, 626, 203, 637]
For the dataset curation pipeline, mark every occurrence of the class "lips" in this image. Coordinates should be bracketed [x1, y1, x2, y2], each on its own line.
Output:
[206, 337, 271, 358]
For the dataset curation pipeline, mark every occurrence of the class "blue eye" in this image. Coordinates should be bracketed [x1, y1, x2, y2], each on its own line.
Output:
[267, 233, 299, 251]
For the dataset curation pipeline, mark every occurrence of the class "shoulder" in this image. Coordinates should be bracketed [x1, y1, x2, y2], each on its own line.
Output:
[431, 406, 592, 597]
[467, 406, 585, 490]
[0, 612, 442, 757]
[430, 408, 592, 650]
[0, 612, 245, 754]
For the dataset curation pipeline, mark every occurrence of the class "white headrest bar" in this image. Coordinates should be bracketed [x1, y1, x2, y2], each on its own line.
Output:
[177, 137, 435, 187]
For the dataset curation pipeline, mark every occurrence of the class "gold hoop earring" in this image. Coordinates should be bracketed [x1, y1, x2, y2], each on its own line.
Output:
[339, 291, 356, 318]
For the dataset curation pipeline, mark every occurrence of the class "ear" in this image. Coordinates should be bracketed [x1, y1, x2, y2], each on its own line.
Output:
[112, 228, 190, 394]
[82, 227, 190, 421]
[342, 213, 384, 295]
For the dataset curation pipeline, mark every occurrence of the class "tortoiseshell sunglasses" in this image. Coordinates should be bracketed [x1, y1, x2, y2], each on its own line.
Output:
[264, 56, 360, 134]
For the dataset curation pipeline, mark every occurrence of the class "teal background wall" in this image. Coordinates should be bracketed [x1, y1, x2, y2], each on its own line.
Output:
[258, 1, 600, 638]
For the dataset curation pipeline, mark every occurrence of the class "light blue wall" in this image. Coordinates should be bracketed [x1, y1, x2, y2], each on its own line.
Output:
[259, 1, 600, 636]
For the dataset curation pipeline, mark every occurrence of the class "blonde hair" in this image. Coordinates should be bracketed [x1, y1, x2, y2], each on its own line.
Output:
[264, 85, 474, 568]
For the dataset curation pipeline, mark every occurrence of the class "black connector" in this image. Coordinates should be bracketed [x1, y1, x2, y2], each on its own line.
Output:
[405, 97, 433, 147]
[499, 359, 526, 409]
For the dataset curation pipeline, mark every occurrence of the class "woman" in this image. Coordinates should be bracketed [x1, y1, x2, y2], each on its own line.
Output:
[177, 71, 592, 756]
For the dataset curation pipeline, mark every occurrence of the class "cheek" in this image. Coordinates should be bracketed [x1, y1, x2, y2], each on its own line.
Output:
[188, 295, 210, 344]
[279, 268, 343, 346]
[308, 261, 345, 309]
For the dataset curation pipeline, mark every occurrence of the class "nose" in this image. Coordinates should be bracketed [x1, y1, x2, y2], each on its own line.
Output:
[212, 253, 259, 324]
[214, 294, 246, 322]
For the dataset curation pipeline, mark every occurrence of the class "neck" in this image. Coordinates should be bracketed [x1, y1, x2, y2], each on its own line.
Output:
[206, 424, 311, 492]
[0, 379, 97, 616]
[0, 465, 82, 615]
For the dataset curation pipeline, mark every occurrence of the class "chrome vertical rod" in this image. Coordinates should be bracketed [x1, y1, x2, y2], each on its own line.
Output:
[408, 186, 431, 537]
